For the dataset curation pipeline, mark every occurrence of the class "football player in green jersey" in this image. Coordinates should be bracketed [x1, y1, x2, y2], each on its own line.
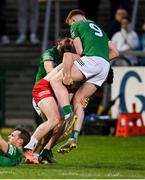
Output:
[32, 31, 75, 163]
[25, 54, 89, 164]
[35, 31, 73, 83]
[50, 9, 119, 153]
[0, 128, 30, 166]
[31, 31, 88, 164]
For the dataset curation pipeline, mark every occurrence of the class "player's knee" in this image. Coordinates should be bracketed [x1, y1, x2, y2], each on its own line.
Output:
[45, 116, 60, 128]
[55, 120, 63, 130]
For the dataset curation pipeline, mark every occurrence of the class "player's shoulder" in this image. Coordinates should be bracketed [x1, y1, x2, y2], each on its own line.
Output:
[44, 46, 56, 54]
[42, 46, 57, 59]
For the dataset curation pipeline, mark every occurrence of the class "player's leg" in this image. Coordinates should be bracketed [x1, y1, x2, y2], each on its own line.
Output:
[32, 103, 64, 164]
[50, 56, 108, 125]
[32, 101, 52, 154]
[58, 58, 110, 153]
[50, 53, 84, 120]
[24, 97, 60, 164]
[58, 82, 97, 153]
[50, 64, 84, 135]
[38, 118, 64, 164]
[25, 97, 60, 151]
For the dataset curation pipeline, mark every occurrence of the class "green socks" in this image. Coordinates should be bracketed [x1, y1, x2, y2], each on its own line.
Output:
[62, 105, 73, 119]
[70, 130, 79, 139]
[40, 149, 50, 157]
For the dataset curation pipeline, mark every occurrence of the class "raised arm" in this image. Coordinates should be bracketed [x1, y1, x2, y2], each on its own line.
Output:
[0, 134, 8, 153]
[109, 40, 119, 60]
[73, 37, 83, 56]
[62, 52, 80, 85]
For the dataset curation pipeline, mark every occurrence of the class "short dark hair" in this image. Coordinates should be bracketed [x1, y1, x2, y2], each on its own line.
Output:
[66, 9, 85, 24]
[14, 128, 30, 148]
[58, 29, 71, 41]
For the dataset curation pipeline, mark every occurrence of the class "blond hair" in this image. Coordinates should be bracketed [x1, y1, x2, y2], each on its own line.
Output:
[66, 9, 85, 24]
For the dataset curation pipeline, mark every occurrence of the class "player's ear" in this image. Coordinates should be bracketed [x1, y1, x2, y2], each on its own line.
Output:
[18, 138, 23, 146]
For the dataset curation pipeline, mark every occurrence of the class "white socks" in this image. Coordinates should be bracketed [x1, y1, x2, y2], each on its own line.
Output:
[24, 136, 38, 150]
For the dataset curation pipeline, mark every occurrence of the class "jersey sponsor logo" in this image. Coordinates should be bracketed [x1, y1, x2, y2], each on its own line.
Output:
[8, 144, 14, 156]
[89, 23, 103, 37]
[38, 90, 51, 97]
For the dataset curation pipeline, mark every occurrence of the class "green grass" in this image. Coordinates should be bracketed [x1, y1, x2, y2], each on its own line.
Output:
[1, 136, 145, 179]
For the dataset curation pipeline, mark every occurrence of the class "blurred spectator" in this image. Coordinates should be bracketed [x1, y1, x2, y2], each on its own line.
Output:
[78, 0, 101, 22]
[108, 8, 128, 38]
[138, 21, 145, 65]
[110, 0, 131, 21]
[16, 0, 39, 45]
[112, 17, 139, 65]
[0, 0, 10, 45]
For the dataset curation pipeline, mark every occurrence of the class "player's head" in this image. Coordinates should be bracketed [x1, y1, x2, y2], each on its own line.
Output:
[8, 128, 30, 150]
[66, 9, 86, 25]
[57, 30, 73, 54]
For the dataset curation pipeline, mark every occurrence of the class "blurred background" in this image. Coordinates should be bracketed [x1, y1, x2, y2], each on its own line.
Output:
[0, 0, 145, 136]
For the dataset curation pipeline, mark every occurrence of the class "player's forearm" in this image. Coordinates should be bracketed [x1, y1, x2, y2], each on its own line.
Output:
[63, 52, 73, 77]
[0, 135, 8, 153]
[73, 37, 83, 56]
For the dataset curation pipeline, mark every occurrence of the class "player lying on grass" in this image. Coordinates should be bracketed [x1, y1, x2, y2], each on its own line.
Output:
[24, 54, 89, 164]
[0, 128, 30, 166]
[50, 9, 119, 154]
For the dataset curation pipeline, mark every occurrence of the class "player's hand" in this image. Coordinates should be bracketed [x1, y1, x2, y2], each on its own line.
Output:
[81, 97, 90, 108]
[63, 75, 73, 86]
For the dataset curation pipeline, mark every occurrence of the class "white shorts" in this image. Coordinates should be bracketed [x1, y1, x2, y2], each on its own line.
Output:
[32, 98, 41, 116]
[74, 56, 110, 87]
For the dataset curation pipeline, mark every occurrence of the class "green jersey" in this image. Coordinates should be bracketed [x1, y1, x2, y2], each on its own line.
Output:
[35, 47, 62, 83]
[0, 144, 23, 166]
[70, 19, 109, 61]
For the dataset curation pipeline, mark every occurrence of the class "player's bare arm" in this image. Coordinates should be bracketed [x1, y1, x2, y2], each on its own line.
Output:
[44, 64, 63, 82]
[108, 41, 119, 60]
[62, 52, 80, 85]
[0, 134, 8, 153]
[44, 61, 55, 73]
[73, 37, 83, 56]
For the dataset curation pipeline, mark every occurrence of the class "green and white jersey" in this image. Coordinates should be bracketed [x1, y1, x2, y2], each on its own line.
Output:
[70, 19, 109, 61]
[35, 47, 62, 83]
[0, 144, 23, 166]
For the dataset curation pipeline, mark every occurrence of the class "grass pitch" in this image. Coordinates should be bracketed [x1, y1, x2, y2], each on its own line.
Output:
[0, 135, 145, 179]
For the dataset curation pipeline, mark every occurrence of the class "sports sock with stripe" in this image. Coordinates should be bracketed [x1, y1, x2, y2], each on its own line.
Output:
[62, 105, 73, 120]
[70, 130, 79, 139]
